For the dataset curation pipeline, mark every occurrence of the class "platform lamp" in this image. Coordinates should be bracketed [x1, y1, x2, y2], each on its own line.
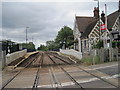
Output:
[26, 27, 29, 49]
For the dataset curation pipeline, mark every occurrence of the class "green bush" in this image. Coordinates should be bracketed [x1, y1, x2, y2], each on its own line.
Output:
[112, 41, 120, 48]
[93, 40, 103, 49]
[82, 56, 100, 65]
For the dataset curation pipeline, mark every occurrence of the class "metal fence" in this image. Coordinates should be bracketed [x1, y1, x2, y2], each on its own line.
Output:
[91, 48, 119, 62]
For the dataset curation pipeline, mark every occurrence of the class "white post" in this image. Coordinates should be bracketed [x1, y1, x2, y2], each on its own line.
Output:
[104, 4, 108, 49]
[78, 38, 82, 53]
[88, 40, 91, 52]
[74, 40, 76, 50]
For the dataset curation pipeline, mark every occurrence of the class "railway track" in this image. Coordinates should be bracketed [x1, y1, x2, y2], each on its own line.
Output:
[2, 52, 40, 90]
[46, 52, 118, 89]
[32, 53, 43, 90]
[75, 65, 118, 88]
[2, 51, 118, 89]
[33, 53, 63, 89]
[46, 53, 85, 89]
[49, 66, 62, 89]
[46, 52, 74, 65]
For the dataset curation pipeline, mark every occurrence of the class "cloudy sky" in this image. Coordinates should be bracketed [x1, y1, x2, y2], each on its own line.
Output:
[1, 0, 119, 48]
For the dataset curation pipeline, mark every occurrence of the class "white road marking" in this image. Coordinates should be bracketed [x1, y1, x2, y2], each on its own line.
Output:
[37, 74, 119, 87]
[101, 74, 120, 79]
[38, 84, 52, 88]
[93, 64, 118, 70]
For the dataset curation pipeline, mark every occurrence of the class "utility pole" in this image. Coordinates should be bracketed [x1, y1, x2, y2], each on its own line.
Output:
[32, 36, 34, 43]
[26, 27, 29, 49]
[104, 4, 108, 49]
[119, 0, 120, 32]
[119, 0, 120, 30]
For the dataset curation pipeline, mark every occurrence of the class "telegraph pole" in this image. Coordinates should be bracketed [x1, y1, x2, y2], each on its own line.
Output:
[32, 36, 34, 42]
[104, 4, 107, 48]
[26, 27, 29, 49]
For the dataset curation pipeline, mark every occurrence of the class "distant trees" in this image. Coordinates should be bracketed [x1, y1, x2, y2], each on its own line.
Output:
[37, 44, 48, 51]
[37, 26, 74, 51]
[21, 42, 36, 51]
[46, 40, 55, 51]
[55, 26, 74, 49]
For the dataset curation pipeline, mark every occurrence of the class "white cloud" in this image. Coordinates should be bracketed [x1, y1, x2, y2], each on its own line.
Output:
[1, 1, 118, 48]
[2, 0, 119, 2]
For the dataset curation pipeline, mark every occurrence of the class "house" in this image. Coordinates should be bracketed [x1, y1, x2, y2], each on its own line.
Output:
[73, 7, 120, 54]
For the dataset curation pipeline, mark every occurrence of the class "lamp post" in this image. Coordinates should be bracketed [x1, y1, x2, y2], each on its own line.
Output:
[59, 41, 62, 49]
[104, 4, 108, 49]
[26, 27, 29, 49]
[63, 41, 66, 49]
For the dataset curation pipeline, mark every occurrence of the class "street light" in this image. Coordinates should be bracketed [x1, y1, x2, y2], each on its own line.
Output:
[60, 41, 65, 49]
[26, 27, 29, 49]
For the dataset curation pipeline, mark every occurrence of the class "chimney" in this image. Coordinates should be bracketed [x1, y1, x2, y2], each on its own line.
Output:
[101, 11, 105, 23]
[93, 7, 99, 18]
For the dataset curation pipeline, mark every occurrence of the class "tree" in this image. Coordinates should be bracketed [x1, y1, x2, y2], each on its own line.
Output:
[55, 26, 74, 48]
[21, 42, 35, 50]
[37, 44, 48, 51]
[92, 40, 103, 49]
[112, 41, 120, 48]
[46, 40, 55, 51]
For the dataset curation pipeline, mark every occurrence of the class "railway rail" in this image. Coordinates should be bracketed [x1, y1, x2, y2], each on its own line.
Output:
[2, 51, 118, 89]
[46, 52, 118, 89]
[46, 52, 73, 65]
[46, 53, 85, 89]
[32, 53, 43, 90]
[2, 52, 40, 90]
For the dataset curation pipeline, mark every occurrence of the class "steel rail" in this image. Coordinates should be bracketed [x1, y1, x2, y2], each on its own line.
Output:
[74, 65, 119, 88]
[32, 53, 43, 90]
[49, 66, 62, 90]
[50, 52, 118, 88]
[47, 53, 85, 89]
[47, 53, 56, 64]
[60, 67, 85, 89]
[1, 53, 40, 90]
[47, 53, 63, 89]
[47, 53, 71, 64]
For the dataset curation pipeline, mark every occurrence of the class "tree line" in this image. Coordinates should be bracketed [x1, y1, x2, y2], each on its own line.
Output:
[37, 26, 74, 51]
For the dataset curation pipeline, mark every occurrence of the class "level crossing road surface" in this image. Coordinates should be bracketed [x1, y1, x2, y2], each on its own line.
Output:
[2, 51, 119, 89]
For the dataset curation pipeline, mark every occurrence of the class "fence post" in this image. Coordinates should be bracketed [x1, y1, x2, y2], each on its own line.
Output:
[109, 48, 113, 62]
[116, 47, 118, 61]
[100, 48, 104, 62]
[92, 49, 95, 65]
[3, 51, 6, 68]
[1, 51, 6, 70]
[0, 51, 2, 70]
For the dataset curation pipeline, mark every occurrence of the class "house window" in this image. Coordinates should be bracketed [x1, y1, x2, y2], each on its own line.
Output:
[81, 41, 83, 52]
[84, 40, 86, 48]
[114, 34, 118, 39]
